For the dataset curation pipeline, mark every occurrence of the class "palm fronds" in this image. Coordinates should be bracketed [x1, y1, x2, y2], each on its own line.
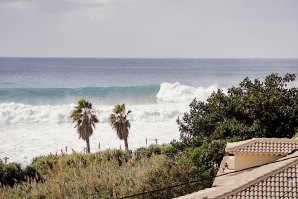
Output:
[71, 98, 99, 152]
[109, 104, 131, 150]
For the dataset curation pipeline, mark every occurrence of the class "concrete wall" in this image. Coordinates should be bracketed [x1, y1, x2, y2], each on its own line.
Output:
[219, 156, 235, 172]
[234, 154, 280, 170]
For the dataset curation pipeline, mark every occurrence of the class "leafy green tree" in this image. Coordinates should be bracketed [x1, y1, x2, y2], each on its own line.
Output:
[71, 98, 99, 153]
[177, 140, 226, 187]
[177, 73, 298, 144]
[109, 104, 131, 150]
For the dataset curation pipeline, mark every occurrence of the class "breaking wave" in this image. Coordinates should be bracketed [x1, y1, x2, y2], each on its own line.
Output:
[156, 82, 220, 103]
[0, 82, 221, 105]
[0, 82, 222, 124]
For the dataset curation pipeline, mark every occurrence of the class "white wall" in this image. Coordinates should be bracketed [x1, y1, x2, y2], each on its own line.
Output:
[234, 154, 280, 170]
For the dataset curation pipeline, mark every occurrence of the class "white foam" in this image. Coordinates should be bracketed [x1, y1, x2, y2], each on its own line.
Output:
[0, 82, 224, 165]
[0, 103, 187, 125]
[0, 103, 74, 124]
[156, 82, 220, 103]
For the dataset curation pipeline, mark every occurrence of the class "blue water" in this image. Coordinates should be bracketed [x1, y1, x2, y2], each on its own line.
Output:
[0, 85, 160, 105]
[0, 58, 297, 105]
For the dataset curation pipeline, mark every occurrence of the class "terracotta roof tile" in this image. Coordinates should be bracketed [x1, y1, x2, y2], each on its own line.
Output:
[175, 150, 298, 199]
[224, 163, 298, 199]
[226, 139, 298, 155]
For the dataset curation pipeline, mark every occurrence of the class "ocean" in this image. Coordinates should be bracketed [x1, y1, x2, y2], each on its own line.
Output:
[0, 58, 297, 165]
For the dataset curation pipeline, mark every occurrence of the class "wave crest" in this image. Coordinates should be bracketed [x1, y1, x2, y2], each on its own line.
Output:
[156, 82, 219, 103]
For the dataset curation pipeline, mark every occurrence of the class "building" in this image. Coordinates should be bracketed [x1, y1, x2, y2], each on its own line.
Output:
[177, 138, 298, 199]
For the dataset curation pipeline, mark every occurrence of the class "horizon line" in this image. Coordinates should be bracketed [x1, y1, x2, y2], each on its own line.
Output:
[1, 56, 298, 60]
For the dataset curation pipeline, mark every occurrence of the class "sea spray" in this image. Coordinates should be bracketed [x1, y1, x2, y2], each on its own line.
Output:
[0, 102, 187, 124]
[156, 82, 221, 103]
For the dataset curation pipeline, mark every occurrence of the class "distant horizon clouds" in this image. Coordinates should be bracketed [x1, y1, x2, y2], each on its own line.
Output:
[0, 0, 298, 58]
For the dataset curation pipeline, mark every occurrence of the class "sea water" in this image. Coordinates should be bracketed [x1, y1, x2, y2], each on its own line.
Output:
[0, 58, 297, 165]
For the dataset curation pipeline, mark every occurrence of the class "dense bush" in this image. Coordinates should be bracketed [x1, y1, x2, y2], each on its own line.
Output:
[30, 149, 132, 175]
[0, 163, 39, 187]
[0, 151, 199, 199]
[134, 144, 178, 159]
[178, 73, 298, 143]
[178, 140, 225, 181]
[0, 163, 23, 187]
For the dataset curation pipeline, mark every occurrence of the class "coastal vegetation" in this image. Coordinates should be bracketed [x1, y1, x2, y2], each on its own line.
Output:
[1, 73, 297, 198]
[0, 148, 201, 198]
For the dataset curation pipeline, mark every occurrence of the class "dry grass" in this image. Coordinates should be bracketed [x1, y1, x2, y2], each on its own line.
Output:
[0, 150, 201, 199]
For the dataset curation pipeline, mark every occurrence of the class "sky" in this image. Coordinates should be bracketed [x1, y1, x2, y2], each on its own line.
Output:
[0, 0, 298, 58]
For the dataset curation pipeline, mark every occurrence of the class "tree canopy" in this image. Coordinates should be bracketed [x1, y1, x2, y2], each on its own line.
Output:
[177, 73, 298, 145]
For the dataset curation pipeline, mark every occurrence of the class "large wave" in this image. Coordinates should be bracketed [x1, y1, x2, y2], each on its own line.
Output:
[0, 83, 222, 125]
[0, 82, 222, 105]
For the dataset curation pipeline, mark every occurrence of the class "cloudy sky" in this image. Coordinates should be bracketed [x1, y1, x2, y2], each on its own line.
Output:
[0, 0, 298, 58]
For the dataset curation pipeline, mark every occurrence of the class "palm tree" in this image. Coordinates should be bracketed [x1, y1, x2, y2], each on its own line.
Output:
[71, 98, 99, 153]
[108, 104, 131, 150]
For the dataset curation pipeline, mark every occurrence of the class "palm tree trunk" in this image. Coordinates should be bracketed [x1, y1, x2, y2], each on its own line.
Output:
[86, 136, 91, 153]
[124, 138, 129, 151]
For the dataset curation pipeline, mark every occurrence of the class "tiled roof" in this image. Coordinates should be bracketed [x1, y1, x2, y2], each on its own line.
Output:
[224, 161, 298, 199]
[175, 150, 298, 199]
[226, 138, 298, 155]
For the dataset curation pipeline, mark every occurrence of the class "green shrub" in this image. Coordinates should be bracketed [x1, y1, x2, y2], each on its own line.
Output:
[177, 140, 226, 187]
[1, 153, 199, 199]
[134, 144, 178, 159]
[0, 163, 40, 187]
[0, 163, 23, 186]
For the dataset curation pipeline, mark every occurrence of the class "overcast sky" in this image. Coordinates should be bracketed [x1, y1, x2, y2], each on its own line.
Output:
[0, 0, 298, 58]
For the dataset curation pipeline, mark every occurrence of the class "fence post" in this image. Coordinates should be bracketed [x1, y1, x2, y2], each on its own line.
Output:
[3, 157, 9, 164]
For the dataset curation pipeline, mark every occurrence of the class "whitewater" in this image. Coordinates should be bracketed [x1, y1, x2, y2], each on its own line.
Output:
[1, 58, 297, 165]
[0, 83, 219, 165]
